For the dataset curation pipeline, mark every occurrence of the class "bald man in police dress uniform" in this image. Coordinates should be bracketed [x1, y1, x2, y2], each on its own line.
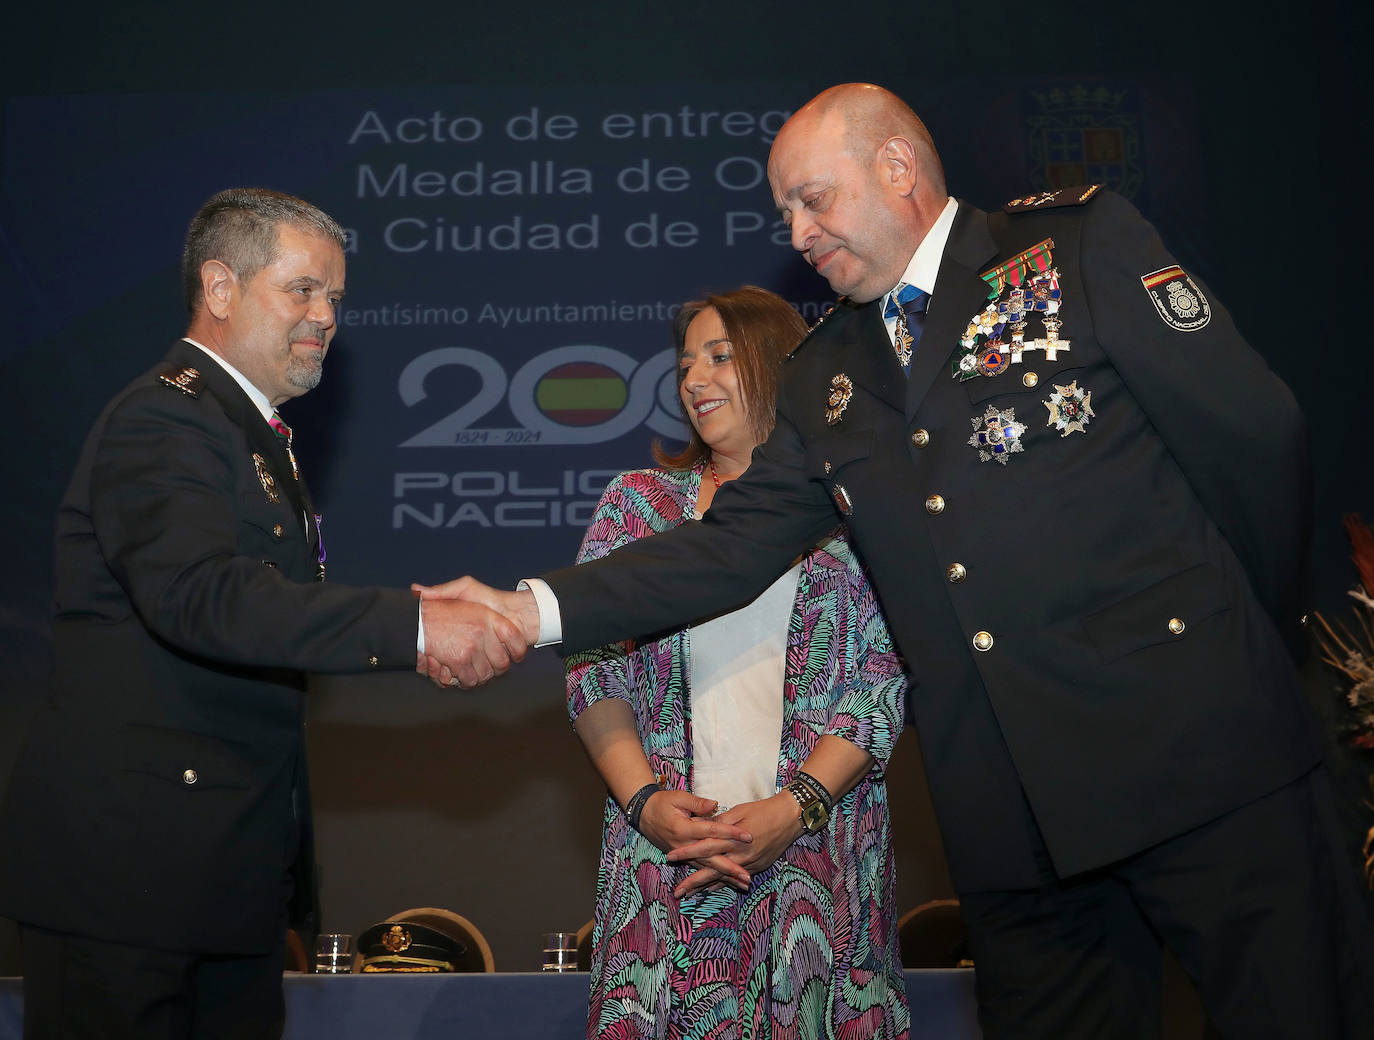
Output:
[425, 85, 1373, 1038]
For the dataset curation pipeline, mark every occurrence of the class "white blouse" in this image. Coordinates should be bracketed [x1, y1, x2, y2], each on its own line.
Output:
[687, 559, 803, 811]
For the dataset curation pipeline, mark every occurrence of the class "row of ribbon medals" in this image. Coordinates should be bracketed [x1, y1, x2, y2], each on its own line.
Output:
[957, 236, 1092, 464]
[827, 236, 1095, 472]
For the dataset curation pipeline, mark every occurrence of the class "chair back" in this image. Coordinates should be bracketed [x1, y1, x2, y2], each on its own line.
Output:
[574, 918, 595, 971]
[897, 898, 973, 969]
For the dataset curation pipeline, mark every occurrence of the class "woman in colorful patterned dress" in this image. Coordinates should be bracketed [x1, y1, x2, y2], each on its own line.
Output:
[566, 286, 910, 1040]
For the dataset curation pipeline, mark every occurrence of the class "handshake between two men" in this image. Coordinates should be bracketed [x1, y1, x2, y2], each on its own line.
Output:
[415, 577, 541, 688]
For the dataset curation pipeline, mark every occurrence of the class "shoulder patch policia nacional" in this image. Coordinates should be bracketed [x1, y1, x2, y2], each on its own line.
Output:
[1140, 265, 1212, 332]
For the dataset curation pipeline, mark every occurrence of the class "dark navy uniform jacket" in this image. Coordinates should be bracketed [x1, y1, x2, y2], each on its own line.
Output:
[0, 338, 416, 954]
[545, 190, 1317, 892]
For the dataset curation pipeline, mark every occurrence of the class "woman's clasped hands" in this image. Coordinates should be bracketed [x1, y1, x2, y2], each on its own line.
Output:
[639, 790, 805, 899]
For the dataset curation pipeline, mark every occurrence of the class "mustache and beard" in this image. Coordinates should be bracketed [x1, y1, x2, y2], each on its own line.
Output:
[285, 321, 328, 391]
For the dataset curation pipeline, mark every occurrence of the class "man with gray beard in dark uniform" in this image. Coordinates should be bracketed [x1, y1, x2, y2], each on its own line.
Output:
[0, 188, 523, 1039]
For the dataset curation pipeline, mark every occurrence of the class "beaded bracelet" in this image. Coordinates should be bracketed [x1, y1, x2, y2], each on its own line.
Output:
[624, 782, 662, 832]
[784, 780, 812, 815]
[794, 770, 834, 810]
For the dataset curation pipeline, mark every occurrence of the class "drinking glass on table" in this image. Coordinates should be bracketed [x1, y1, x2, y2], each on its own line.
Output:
[314, 933, 354, 974]
[542, 931, 578, 972]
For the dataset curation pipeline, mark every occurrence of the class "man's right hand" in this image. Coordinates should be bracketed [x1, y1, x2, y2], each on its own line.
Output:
[413, 577, 539, 688]
[418, 598, 527, 689]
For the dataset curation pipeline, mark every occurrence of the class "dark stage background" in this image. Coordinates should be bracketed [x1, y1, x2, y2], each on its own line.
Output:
[1, 0, 1368, 1016]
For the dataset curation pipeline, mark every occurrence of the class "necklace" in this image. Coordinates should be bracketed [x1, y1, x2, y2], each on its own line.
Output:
[709, 456, 722, 488]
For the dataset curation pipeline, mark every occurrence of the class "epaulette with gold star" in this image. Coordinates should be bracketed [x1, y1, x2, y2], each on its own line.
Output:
[787, 298, 848, 361]
[1004, 185, 1102, 212]
[157, 364, 204, 397]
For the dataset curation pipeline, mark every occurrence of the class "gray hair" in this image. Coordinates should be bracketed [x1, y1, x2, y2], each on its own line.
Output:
[181, 188, 345, 314]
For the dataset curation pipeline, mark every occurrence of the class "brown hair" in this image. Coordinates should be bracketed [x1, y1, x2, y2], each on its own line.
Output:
[652, 285, 808, 470]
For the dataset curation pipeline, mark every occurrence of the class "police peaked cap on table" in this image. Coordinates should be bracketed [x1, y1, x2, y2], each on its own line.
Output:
[358, 920, 469, 972]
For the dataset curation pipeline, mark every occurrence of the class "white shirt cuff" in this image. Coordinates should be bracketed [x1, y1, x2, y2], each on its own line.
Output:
[417, 601, 426, 654]
[517, 578, 562, 647]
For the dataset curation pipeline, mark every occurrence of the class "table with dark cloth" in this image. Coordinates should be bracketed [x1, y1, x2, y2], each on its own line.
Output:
[0, 969, 981, 1038]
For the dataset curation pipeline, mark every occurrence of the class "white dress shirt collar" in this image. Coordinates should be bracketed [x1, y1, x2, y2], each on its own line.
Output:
[881, 196, 959, 344]
[181, 338, 275, 423]
[894, 195, 959, 296]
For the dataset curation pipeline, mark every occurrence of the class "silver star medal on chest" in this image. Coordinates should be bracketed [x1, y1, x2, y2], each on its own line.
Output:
[1043, 380, 1095, 436]
[968, 405, 1027, 464]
